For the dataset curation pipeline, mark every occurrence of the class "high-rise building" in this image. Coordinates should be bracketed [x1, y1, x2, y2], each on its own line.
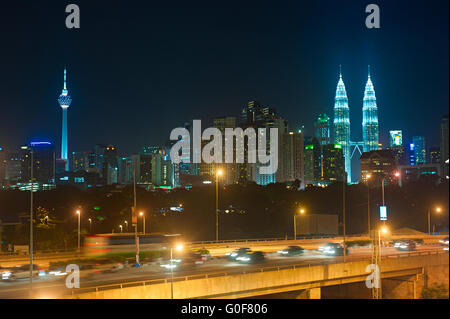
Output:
[118, 157, 133, 185]
[103, 146, 118, 185]
[72, 151, 88, 172]
[0, 147, 5, 187]
[30, 142, 56, 185]
[412, 136, 426, 164]
[440, 116, 449, 179]
[322, 144, 345, 183]
[303, 137, 321, 184]
[360, 150, 397, 185]
[5, 152, 21, 184]
[362, 66, 379, 153]
[389, 130, 403, 147]
[57, 68, 72, 171]
[333, 67, 351, 182]
[152, 153, 173, 187]
[429, 146, 441, 164]
[87, 144, 107, 175]
[281, 131, 304, 188]
[314, 114, 330, 146]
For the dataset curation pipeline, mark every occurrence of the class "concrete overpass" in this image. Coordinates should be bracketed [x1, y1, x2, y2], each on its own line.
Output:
[70, 250, 448, 299]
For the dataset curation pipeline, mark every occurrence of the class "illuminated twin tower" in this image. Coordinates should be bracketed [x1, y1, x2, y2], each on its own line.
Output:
[57, 68, 72, 171]
[333, 65, 379, 183]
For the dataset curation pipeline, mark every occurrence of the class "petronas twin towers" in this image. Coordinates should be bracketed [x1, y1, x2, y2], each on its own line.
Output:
[333, 66, 379, 182]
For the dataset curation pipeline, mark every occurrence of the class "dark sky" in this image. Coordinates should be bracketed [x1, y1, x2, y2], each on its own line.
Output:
[0, 0, 448, 155]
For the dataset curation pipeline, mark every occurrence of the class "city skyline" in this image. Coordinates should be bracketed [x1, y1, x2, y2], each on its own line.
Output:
[0, 1, 448, 155]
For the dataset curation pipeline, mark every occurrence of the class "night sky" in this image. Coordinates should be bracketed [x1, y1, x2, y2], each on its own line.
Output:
[0, 0, 448, 155]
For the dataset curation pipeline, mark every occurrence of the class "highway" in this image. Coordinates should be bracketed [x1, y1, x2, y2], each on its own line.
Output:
[0, 243, 446, 299]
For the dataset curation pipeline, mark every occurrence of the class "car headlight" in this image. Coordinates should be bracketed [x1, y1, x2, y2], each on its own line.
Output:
[161, 264, 177, 269]
[399, 245, 407, 249]
[2, 272, 11, 279]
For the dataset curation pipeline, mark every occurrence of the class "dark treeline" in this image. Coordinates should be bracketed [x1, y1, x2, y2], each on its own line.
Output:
[0, 177, 448, 249]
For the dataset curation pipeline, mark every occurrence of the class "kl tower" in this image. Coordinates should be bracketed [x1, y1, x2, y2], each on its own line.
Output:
[58, 68, 72, 171]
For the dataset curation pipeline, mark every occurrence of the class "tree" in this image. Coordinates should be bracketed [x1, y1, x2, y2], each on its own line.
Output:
[421, 284, 449, 299]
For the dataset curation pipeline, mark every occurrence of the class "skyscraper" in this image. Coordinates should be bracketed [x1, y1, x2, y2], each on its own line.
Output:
[314, 113, 330, 146]
[412, 136, 426, 164]
[57, 68, 72, 171]
[389, 130, 403, 147]
[333, 67, 350, 182]
[440, 116, 449, 179]
[362, 66, 379, 152]
[322, 144, 345, 183]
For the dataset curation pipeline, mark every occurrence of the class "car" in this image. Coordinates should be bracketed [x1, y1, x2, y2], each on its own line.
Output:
[395, 240, 416, 251]
[1, 264, 46, 281]
[277, 246, 305, 257]
[160, 254, 200, 271]
[236, 251, 266, 264]
[318, 243, 339, 253]
[226, 248, 252, 261]
[320, 243, 348, 256]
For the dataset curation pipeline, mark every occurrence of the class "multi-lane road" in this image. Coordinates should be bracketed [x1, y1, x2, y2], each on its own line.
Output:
[0, 242, 446, 299]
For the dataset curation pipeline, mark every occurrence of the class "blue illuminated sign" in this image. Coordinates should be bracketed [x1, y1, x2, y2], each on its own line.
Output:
[380, 206, 387, 221]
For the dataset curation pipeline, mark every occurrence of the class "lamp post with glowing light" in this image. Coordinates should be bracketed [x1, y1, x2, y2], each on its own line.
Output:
[76, 210, 81, 252]
[170, 243, 183, 299]
[88, 218, 92, 234]
[119, 224, 123, 233]
[139, 212, 145, 234]
[428, 207, 442, 235]
[124, 220, 128, 232]
[215, 170, 223, 242]
[294, 208, 305, 240]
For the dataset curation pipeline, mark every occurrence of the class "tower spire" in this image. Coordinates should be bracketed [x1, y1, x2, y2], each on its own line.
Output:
[339, 64, 342, 78]
[368, 65, 371, 78]
[63, 67, 67, 90]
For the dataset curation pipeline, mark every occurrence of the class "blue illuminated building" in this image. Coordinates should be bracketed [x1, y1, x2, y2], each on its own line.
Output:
[362, 66, 379, 152]
[57, 68, 72, 171]
[333, 66, 351, 182]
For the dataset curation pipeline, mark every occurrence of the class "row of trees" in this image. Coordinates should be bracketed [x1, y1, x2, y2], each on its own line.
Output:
[0, 177, 448, 249]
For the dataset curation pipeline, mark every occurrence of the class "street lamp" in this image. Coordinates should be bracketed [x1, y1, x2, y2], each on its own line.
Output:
[76, 210, 81, 252]
[119, 224, 123, 233]
[366, 174, 372, 236]
[294, 208, 305, 240]
[215, 170, 223, 242]
[139, 212, 145, 234]
[124, 220, 128, 232]
[428, 206, 442, 235]
[88, 218, 92, 234]
[170, 243, 184, 299]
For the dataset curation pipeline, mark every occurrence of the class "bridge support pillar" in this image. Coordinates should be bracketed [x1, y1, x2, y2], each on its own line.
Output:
[296, 287, 321, 299]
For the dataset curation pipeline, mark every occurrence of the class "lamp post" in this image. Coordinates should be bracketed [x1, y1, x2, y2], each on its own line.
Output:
[29, 149, 34, 297]
[373, 225, 388, 299]
[170, 243, 183, 299]
[124, 220, 128, 232]
[132, 161, 140, 266]
[294, 208, 305, 240]
[119, 225, 123, 233]
[76, 210, 81, 252]
[428, 207, 442, 235]
[366, 174, 372, 236]
[139, 212, 145, 234]
[88, 218, 92, 234]
[215, 170, 223, 242]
